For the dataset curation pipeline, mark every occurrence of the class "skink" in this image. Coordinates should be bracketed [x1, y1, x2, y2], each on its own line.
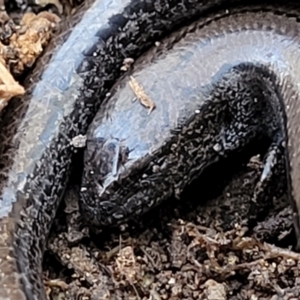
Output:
[1, 0, 300, 299]
[81, 2, 300, 263]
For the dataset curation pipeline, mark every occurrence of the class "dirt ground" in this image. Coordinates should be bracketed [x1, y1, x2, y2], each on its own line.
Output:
[43, 149, 300, 300]
[3, 1, 300, 299]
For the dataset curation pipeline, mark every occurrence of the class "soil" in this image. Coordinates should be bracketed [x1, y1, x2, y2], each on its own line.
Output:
[44, 149, 300, 300]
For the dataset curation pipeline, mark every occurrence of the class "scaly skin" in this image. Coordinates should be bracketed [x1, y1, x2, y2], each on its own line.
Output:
[0, 0, 245, 299]
[81, 4, 300, 254]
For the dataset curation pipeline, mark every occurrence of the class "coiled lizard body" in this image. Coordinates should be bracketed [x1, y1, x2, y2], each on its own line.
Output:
[1, 0, 300, 299]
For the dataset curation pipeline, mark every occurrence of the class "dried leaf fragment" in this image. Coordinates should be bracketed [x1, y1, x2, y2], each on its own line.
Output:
[45, 278, 69, 290]
[9, 11, 61, 75]
[0, 10, 60, 112]
[129, 76, 156, 114]
[201, 279, 226, 300]
[0, 58, 24, 111]
[115, 246, 139, 282]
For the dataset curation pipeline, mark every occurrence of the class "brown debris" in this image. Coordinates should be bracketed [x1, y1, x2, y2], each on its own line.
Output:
[0, 9, 60, 112]
[201, 279, 227, 300]
[0, 58, 24, 111]
[115, 246, 139, 283]
[44, 274, 69, 299]
[44, 154, 300, 299]
[129, 76, 156, 114]
[8, 11, 61, 75]
[121, 57, 135, 71]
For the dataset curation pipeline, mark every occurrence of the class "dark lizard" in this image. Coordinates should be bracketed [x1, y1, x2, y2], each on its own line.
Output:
[1, 0, 300, 299]
[81, 3, 300, 259]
